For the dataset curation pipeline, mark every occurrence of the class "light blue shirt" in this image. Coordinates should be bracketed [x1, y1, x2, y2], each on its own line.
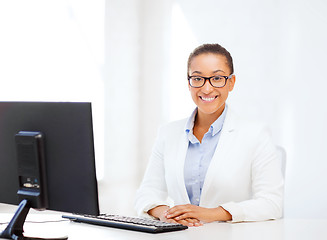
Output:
[184, 106, 227, 206]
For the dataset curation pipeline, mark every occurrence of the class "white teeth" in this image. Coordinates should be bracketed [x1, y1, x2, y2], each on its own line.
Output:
[201, 97, 215, 101]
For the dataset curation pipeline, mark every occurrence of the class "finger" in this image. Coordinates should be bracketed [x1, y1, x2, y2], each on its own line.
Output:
[166, 210, 186, 219]
[184, 218, 200, 224]
[166, 218, 179, 224]
[179, 218, 201, 227]
[166, 207, 191, 219]
[175, 219, 192, 227]
[165, 206, 180, 216]
[166, 204, 191, 215]
[184, 218, 198, 225]
[193, 221, 203, 227]
[173, 213, 194, 221]
[170, 217, 200, 227]
[185, 218, 203, 227]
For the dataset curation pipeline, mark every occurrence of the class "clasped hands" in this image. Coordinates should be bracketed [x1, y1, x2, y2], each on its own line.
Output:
[148, 204, 232, 227]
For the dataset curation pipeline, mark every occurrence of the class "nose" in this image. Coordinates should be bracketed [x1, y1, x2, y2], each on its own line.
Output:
[201, 79, 214, 93]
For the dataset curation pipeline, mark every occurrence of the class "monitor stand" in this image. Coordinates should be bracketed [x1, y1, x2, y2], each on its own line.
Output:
[0, 199, 68, 240]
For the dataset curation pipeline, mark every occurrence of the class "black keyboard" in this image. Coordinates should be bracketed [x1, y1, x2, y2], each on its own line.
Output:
[62, 214, 188, 233]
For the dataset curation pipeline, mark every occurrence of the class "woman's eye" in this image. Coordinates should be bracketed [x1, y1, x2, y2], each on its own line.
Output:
[212, 76, 223, 81]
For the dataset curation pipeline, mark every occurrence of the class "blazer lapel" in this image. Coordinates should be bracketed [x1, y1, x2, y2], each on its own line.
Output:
[200, 109, 238, 205]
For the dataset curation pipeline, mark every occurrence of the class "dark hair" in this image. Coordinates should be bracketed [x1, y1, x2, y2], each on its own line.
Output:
[187, 43, 234, 75]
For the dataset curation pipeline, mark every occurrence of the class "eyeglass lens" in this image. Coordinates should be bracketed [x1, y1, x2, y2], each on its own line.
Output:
[189, 76, 226, 88]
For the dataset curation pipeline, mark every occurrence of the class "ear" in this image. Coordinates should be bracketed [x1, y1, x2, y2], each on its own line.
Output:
[228, 75, 236, 92]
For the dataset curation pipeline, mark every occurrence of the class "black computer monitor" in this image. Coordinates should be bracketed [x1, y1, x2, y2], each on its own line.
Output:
[0, 102, 100, 239]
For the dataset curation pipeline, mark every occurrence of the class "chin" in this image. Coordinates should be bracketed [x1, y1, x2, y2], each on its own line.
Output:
[198, 104, 225, 116]
[199, 107, 220, 115]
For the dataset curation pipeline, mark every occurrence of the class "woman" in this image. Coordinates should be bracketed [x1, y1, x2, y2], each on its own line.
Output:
[135, 43, 284, 227]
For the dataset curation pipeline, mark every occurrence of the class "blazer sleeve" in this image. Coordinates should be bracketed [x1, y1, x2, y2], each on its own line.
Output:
[134, 126, 173, 218]
[220, 125, 284, 222]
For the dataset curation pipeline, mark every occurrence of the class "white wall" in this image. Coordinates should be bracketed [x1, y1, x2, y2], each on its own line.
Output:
[1, 0, 327, 219]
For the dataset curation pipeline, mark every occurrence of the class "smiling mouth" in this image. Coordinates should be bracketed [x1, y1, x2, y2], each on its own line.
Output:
[200, 96, 218, 102]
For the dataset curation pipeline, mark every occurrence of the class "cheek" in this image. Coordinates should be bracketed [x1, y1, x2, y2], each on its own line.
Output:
[213, 89, 229, 103]
[220, 89, 229, 99]
[189, 89, 200, 102]
[189, 88, 197, 96]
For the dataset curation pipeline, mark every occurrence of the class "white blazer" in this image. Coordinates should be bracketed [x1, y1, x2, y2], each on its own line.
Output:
[135, 108, 284, 222]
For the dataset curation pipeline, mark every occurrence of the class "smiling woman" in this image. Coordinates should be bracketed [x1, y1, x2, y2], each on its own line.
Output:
[135, 43, 284, 226]
[188, 53, 235, 138]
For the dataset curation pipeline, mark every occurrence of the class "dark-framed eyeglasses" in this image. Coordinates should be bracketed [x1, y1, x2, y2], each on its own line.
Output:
[188, 74, 233, 88]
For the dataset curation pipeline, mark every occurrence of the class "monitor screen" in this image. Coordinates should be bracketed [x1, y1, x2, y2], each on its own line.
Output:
[0, 102, 99, 216]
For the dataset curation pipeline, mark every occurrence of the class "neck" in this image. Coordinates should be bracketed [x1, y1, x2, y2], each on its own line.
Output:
[195, 104, 225, 129]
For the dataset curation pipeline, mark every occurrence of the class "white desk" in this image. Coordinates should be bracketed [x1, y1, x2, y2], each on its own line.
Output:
[1, 214, 327, 240]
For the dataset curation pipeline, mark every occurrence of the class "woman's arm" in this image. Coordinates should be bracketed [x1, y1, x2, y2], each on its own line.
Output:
[220, 125, 284, 222]
[134, 127, 171, 218]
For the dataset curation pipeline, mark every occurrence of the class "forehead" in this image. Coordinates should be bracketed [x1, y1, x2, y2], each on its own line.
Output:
[189, 53, 229, 74]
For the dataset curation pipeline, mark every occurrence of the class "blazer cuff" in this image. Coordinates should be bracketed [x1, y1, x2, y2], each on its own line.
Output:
[220, 202, 245, 223]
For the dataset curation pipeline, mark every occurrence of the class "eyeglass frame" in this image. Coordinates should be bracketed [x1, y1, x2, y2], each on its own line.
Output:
[187, 74, 233, 88]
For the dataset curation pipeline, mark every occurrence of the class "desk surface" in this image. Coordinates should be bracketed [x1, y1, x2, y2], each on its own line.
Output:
[1, 213, 327, 240]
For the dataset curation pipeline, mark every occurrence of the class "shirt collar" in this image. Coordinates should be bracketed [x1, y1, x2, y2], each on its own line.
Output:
[211, 106, 227, 136]
[185, 105, 228, 138]
[185, 108, 198, 143]
[185, 108, 197, 133]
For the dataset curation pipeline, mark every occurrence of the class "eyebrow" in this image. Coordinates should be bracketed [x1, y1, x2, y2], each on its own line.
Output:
[190, 70, 225, 75]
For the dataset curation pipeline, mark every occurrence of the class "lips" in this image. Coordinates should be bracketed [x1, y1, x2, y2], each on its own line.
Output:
[200, 96, 217, 102]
